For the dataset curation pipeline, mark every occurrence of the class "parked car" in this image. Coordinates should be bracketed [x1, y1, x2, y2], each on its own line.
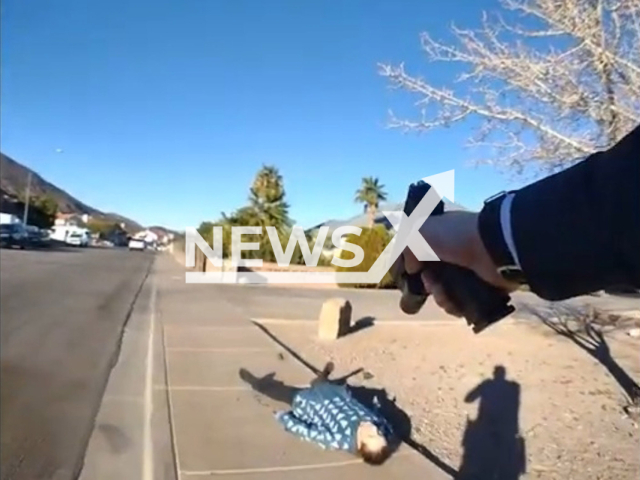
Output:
[24, 225, 51, 248]
[0, 223, 28, 249]
[66, 231, 89, 247]
[128, 238, 146, 251]
[39, 228, 52, 245]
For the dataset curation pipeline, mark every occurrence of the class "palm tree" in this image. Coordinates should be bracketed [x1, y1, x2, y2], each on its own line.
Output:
[354, 177, 387, 228]
[213, 165, 293, 262]
[220, 165, 291, 261]
[248, 165, 292, 235]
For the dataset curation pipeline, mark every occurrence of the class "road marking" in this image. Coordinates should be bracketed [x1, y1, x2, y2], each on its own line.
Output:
[165, 347, 273, 352]
[180, 451, 413, 475]
[163, 325, 257, 330]
[142, 276, 156, 480]
[180, 459, 362, 475]
[252, 317, 521, 327]
[250, 317, 433, 325]
[102, 394, 144, 403]
[164, 385, 251, 391]
[155, 384, 309, 391]
[163, 325, 183, 480]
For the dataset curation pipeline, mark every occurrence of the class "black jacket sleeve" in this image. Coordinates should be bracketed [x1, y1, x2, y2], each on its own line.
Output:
[483, 124, 640, 301]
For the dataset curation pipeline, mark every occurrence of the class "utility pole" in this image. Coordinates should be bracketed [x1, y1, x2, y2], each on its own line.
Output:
[23, 171, 32, 225]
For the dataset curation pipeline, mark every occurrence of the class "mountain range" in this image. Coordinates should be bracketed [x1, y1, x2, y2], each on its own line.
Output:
[0, 152, 144, 231]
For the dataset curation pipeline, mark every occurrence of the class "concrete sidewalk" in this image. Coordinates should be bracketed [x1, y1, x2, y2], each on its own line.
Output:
[157, 255, 453, 479]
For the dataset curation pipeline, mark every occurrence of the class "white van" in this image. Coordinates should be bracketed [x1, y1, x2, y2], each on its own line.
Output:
[51, 226, 90, 247]
[0, 213, 21, 225]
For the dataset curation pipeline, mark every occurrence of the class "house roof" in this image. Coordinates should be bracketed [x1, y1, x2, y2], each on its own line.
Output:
[306, 198, 467, 234]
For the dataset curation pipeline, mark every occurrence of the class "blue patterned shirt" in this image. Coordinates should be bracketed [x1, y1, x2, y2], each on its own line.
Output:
[275, 382, 394, 452]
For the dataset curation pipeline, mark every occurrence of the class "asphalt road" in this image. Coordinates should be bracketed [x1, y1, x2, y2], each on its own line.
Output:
[0, 246, 155, 480]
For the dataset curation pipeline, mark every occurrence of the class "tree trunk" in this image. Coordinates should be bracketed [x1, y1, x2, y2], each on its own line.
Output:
[368, 204, 376, 229]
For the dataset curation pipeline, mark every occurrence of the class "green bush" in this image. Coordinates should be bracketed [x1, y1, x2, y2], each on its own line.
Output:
[317, 254, 334, 267]
[335, 226, 396, 289]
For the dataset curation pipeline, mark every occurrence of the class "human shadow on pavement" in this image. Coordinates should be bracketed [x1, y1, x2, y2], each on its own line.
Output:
[238, 366, 458, 478]
[456, 365, 526, 480]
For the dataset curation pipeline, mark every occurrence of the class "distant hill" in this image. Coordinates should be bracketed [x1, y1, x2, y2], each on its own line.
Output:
[1, 153, 98, 214]
[0, 152, 144, 232]
[100, 213, 144, 232]
[147, 225, 181, 238]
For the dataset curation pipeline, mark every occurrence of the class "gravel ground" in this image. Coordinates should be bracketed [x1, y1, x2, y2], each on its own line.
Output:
[263, 316, 640, 480]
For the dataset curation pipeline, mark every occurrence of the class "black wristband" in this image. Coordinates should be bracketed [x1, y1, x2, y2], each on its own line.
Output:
[477, 192, 516, 270]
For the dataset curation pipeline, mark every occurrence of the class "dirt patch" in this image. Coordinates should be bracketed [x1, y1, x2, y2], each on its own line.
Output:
[262, 318, 640, 480]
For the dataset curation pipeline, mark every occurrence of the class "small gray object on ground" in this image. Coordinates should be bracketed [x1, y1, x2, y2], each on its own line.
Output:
[318, 297, 352, 340]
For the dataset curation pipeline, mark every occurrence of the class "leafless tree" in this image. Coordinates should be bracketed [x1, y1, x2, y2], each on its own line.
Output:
[523, 303, 640, 405]
[378, 0, 640, 176]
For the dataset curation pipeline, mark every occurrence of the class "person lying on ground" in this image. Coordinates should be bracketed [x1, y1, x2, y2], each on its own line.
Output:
[402, 123, 640, 316]
[238, 361, 397, 465]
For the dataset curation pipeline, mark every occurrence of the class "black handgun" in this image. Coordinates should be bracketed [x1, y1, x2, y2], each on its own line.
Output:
[393, 180, 515, 333]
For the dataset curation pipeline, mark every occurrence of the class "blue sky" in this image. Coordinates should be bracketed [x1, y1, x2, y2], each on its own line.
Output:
[1, 0, 530, 230]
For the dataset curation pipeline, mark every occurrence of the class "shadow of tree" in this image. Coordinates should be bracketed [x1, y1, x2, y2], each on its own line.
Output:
[522, 303, 640, 405]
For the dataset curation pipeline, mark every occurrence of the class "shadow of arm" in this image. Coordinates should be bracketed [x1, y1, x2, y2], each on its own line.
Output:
[464, 381, 485, 403]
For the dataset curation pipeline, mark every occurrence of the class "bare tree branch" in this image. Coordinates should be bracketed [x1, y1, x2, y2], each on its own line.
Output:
[379, 0, 640, 173]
